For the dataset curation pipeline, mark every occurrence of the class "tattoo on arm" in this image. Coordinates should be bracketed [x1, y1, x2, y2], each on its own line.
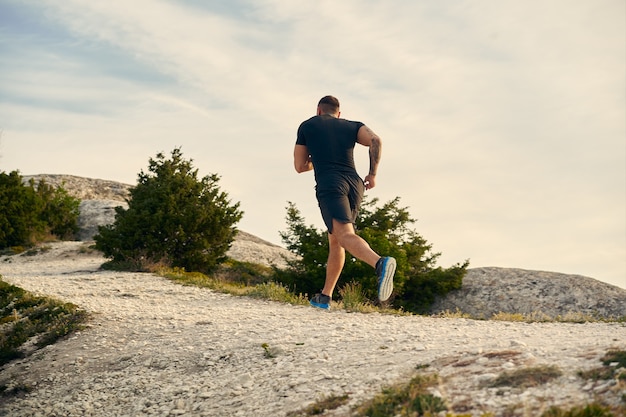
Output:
[369, 134, 381, 176]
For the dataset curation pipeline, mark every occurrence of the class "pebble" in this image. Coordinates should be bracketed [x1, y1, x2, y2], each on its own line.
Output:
[0, 242, 624, 416]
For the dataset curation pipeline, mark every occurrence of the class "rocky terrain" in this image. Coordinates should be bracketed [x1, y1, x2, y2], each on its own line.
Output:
[0, 174, 623, 416]
[23, 174, 294, 269]
[22, 174, 626, 319]
[0, 242, 624, 417]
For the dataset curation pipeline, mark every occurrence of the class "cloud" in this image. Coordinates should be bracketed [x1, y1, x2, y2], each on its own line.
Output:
[1, 0, 624, 288]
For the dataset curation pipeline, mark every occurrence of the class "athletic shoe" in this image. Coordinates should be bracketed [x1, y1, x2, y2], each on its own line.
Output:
[376, 257, 396, 302]
[310, 293, 331, 310]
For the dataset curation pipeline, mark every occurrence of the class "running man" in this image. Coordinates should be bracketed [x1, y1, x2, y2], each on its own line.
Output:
[293, 95, 396, 310]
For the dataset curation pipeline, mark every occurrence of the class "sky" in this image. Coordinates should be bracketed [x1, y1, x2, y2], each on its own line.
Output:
[1, 0, 624, 289]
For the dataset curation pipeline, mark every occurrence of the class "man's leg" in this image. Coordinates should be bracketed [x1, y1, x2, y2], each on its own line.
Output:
[321, 231, 345, 297]
[332, 220, 396, 302]
[331, 220, 380, 268]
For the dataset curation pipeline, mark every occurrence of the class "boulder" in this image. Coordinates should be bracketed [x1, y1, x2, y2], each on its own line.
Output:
[77, 199, 128, 241]
[429, 267, 626, 319]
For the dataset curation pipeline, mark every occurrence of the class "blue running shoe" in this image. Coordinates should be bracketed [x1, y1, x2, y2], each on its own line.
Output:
[310, 293, 331, 310]
[376, 257, 396, 302]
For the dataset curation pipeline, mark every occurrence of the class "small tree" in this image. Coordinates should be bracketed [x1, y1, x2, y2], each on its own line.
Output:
[0, 171, 40, 248]
[95, 148, 243, 273]
[276, 202, 329, 294]
[0, 171, 80, 248]
[34, 179, 80, 240]
[276, 197, 468, 313]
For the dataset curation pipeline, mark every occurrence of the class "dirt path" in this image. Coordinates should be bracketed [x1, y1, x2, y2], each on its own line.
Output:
[0, 242, 624, 416]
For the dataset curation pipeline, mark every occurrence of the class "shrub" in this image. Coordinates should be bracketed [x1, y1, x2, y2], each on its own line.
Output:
[95, 148, 243, 273]
[33, 179, 80, 240]
[0, 171, 80, 248]
[0, 279, 89, 366]
[276, 197, 468, 313]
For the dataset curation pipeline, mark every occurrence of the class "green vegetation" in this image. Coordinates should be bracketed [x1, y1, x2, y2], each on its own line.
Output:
[158, 267, 625, 322]
[0, 278, 89, 367]
[488, 365, 562, 389]
[286, 347, 624, 416]
[160, 266, 309, 306]
[354, 373, 446, 417]
[95, 148, 243, 273]
[275, 198, 469, 314]
[338, 281, 376, 313]
[541, 403, 618, 417]
[0, 171, 80, 249]
[491, 311, 625, 323]
[3, 255, 624, 415]
[290, 365, 619, 417]
[578, 349, 626, 382]
[2, 153, 623, 415]
[158, 266, 415, 313]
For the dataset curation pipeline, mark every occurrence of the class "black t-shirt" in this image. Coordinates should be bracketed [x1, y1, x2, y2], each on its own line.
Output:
[296, 114, 364, 184]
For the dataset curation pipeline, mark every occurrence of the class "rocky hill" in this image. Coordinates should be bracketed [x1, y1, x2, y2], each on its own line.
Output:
[24, 174, 626, 319]
[24, 174, 293, 268]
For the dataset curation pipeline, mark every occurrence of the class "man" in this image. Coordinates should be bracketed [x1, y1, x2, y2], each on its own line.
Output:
[293, 95, 396, 310]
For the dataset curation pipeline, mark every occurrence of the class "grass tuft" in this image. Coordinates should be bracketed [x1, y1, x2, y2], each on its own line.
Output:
[355, 373, 446, 416]
[578, 349, 626, 382]
[339, 281, 376, 313]
[286, 393, 350, 416]
[248, 282, 308, 304]
[490, 311, 602, 323]
[261, 343, 280, 359]
[0, 278, 89, 367]
[432, 308, 473, 319]
[541, 403, 617, 417]
[488, 365, 562, 389]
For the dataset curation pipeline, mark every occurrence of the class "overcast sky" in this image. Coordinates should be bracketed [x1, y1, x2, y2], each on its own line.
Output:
[1, 0, 624, 289]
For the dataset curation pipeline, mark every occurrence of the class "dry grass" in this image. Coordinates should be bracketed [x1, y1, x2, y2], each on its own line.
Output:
[286, 393, 350, 416]
[159, 267, 308, 306]
[487, 365, 562, 389]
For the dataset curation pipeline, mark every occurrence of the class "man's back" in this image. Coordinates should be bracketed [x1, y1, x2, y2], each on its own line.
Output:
[296, 114, 364, 181]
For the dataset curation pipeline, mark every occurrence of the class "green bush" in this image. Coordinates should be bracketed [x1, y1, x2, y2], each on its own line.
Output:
[0, 171, 80, 248]
[276, 197, 468, 313]
[33, 179, 80, 240]
[95, 148, 243, 273]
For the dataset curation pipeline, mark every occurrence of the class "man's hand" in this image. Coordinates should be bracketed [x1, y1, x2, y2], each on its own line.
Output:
[364, 174, 376, 190]
[294, 144, 313, 173]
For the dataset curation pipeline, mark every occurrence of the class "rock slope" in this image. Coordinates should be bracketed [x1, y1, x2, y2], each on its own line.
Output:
[429, 267, 626, 319]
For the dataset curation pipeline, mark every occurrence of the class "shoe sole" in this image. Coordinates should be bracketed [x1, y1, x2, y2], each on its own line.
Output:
[378, 257, 396, 302]
[310, 300, 330, 311]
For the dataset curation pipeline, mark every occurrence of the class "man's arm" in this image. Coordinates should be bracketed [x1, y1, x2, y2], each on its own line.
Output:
[294, 144, 313, 173]
[357, 125, 381, 189]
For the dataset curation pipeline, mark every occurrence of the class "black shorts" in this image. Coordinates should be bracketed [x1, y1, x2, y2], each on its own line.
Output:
[315, 174, 365, 233]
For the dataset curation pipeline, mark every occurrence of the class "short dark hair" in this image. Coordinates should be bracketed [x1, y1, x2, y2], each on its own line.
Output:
[318, 95, 340, 114]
